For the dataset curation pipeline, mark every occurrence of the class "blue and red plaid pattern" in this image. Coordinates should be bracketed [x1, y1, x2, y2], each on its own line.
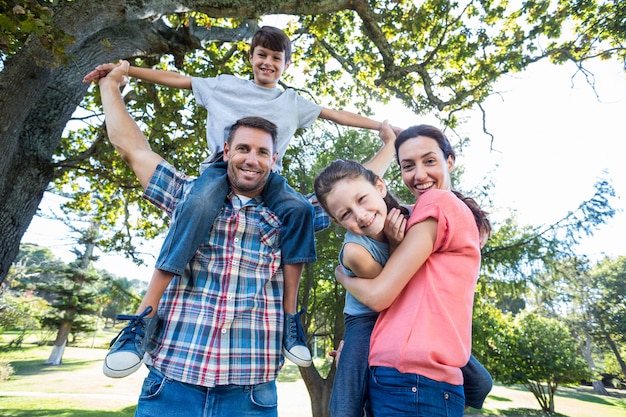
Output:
[144, 161, 285, 387]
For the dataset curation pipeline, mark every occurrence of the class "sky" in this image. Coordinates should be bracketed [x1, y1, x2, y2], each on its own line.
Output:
[23, 54, 626, 281]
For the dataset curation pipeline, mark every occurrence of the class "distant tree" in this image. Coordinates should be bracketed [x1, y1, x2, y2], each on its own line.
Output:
[39, 221, 102, 365]
[499, 312, 589, 414]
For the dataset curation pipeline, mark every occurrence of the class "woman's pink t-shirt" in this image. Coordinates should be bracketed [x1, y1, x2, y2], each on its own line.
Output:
[368, 189, 481, 385]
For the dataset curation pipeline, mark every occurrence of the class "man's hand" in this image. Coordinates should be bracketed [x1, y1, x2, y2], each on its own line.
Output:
[96, 60, 130, 90]
[83, 62, 126, 84]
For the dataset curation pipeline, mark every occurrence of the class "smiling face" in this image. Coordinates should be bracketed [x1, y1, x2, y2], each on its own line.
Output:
[223, 126, 277, 198]
[324, 176, 389, 240]
[398, 135, 454, 200]
[249, 46, 290, 88]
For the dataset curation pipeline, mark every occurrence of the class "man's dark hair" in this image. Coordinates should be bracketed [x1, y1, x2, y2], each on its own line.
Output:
[228, 116, 278, 150]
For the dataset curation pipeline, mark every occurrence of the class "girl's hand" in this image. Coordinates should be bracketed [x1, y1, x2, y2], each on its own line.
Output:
[384, 207, 407, 252]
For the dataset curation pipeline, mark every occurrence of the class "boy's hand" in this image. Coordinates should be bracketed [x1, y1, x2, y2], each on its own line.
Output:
[83, 62, 125, 84]
[378, 120, 396, 145]
[97, 60, 130, 89]
[391, 125, 404, 136]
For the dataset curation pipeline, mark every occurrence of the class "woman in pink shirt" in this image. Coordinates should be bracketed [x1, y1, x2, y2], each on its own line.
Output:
[335, 123, 490, 417]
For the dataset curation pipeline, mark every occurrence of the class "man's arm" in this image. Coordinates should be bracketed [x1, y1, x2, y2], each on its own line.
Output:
[99, 60, 164, 190]
[84, 62, 192, 90]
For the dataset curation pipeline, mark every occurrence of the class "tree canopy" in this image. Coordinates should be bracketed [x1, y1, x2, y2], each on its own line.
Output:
[0, 0, 624, 283]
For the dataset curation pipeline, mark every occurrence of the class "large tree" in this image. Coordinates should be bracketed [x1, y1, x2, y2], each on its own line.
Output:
[1, 0, 624, 284]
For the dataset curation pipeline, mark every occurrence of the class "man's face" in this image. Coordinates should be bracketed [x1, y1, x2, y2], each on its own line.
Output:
[223, 126, 277, 198]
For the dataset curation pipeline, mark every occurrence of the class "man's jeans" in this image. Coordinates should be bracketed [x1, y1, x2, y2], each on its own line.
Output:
[134, 366, 278, 417]
[368, 366, 465, 417]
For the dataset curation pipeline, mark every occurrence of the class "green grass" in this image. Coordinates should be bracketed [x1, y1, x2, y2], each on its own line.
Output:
[1, 338, 625, 417]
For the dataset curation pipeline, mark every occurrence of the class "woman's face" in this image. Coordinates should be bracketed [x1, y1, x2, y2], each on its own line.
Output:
[398, 135, 454, 200]
[324, 177, 388, 239]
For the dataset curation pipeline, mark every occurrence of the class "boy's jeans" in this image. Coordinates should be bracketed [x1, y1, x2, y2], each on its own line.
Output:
[134, 366, 277, 417]
[368, 366, 465, 417]
[155, 161, 316, 275]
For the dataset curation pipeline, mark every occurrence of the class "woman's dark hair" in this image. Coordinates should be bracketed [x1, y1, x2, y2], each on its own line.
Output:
[395, 124, 491, 240]
[314, 159, 409, 221]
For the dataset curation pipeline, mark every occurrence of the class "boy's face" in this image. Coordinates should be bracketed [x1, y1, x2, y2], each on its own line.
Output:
[249, 46, 290, 88]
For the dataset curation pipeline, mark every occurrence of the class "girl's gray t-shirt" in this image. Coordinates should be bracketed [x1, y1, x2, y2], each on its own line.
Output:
[191, 74, 323, 172]
[339, 232, 390, 316]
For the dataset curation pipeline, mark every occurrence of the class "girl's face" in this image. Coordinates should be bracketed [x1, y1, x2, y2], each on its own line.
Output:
[398, 135, 454, 200]
[325, 177, 388, 240]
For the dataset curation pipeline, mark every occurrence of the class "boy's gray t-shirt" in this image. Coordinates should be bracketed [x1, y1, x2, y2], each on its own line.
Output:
[191, 74, 323, 172]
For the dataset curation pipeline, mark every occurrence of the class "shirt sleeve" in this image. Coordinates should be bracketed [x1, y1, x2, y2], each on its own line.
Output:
[143, 161, 189, 218]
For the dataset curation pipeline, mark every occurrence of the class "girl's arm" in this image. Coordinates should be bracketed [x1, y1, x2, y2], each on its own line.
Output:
[342, 243, 384, 279]
[335, 217, 437, 312]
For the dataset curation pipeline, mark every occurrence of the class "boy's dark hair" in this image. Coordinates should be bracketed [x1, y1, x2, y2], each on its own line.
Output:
[249, 26, 292, 63]
[228, 116, 278, 150]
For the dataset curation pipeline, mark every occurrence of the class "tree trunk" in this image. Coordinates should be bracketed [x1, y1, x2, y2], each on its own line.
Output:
[582, 331, 609, 395]
[605, 333, 626, 380]
[44, 321, 72, 365]
[300, 365, 334, 417]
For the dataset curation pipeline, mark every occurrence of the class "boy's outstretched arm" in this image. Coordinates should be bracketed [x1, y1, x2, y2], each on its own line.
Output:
[84, 62, 192, 90]
[318, 107, 382, 131]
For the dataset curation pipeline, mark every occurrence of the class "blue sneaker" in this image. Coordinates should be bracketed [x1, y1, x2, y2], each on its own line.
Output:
[283, 309, 312, 367]
[103, 306, 153, 378]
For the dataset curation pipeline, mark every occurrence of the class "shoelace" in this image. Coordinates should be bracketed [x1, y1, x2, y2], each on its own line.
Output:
[287, 308, 306, 343]
[109, 306, 153, 348]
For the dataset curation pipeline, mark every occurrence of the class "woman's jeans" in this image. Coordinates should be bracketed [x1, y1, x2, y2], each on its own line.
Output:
[155, 161, 316, 275]
[134, 366, 278, 417]
[368, 366, 465, 417]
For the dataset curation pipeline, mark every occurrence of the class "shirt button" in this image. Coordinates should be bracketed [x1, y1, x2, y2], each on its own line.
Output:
[221, 329, 227, 334]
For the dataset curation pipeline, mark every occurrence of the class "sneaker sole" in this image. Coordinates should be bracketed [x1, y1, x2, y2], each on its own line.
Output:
[103, 360, 143, 378]
[282, 348, 312, 367]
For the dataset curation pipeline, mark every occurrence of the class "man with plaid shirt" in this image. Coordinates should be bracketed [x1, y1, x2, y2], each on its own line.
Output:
[98, 62, 334, 417]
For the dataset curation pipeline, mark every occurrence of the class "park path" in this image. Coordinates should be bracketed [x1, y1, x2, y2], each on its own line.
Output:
[0, 346, 313, 417]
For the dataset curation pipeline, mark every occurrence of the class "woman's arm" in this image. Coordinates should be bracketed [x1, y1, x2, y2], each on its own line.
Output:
[335, 218, 437, 312]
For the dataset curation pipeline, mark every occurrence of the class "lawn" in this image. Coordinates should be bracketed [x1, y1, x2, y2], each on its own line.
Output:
[1, 333, 625, 417]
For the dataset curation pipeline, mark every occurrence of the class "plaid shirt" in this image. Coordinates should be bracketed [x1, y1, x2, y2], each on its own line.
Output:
[143, 161, 329, 388]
